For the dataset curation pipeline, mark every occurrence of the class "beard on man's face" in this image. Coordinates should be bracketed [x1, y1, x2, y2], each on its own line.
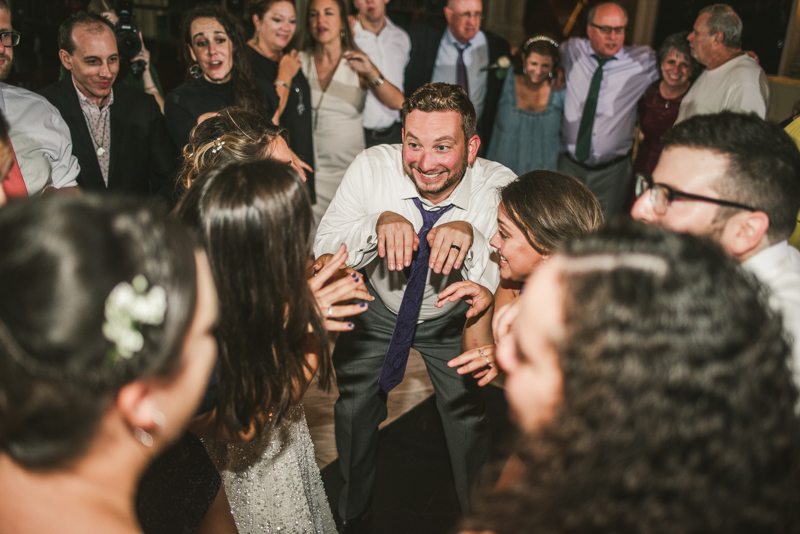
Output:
[0, 51, 13, 81]
[403, 147, 469, 199]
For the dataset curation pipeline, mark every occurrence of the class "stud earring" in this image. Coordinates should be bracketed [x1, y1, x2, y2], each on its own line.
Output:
[189, 63, 203, 79]
[134, 427, 153, 447]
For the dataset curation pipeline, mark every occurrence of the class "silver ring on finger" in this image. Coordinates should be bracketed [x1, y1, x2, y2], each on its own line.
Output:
[327, 306, 334, 317]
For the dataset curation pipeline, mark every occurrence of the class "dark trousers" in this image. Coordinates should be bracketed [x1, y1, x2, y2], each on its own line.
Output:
[333, 280, 490, 520]
[557, 152, 634, 220]
[363, 122, 403, 148]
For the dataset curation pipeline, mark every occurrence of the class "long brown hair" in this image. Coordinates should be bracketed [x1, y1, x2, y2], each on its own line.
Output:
[181, 5, 265, 114]
[300, 0, 360, 52]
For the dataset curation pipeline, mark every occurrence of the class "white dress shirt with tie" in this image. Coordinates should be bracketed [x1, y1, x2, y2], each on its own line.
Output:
[432, 29, 489, 122]
[314, 144, 516, 321]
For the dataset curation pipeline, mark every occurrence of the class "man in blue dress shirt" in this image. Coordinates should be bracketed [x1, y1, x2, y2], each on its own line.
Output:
[557, 2, 658, 219]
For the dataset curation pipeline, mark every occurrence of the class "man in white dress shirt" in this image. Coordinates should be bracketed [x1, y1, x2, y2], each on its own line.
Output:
[352, 0, 410, 147]
[0, 1, 79, 198]
[676, 4, 768, 123]
[314, 83, 515, 532]
[632, 112, 800, 387]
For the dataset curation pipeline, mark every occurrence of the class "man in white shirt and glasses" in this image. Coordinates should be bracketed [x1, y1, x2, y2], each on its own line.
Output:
[352, 0, 410, 147]
[632, 111, 800, 388]
[314, 83, 515, 533]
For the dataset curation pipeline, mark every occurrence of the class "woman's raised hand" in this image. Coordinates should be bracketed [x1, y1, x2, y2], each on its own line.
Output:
[308, 244, 374, 332]
[447, 344, 499, 386]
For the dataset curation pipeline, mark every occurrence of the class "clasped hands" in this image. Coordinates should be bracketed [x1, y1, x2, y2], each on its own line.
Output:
[376, 211, 473, 275]
[309, 244, 373, 332]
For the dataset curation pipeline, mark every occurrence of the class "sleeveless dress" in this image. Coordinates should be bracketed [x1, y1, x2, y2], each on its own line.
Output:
[203, 403, 336, 534]
[301, 51, 366, 223]
[486, 67, 564, 174]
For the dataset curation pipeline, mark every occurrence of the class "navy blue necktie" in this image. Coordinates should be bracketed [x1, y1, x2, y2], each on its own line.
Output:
[379, 198, 456, 393]
[455, 42, 471, 97]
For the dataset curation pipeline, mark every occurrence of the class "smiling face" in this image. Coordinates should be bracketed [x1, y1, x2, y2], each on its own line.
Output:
[60, 23, 119, 107]
[496, 258, 564, 434]
[444, 0, 482, 44]
[253, 1, 297, 56]
[660, 48, 692, 90]
[308, 0, 342, 46]
[524, 51, 553, 85]
[0, 8, 13, 81]
[489, 204, 547, 282]
[586, 3, 626, 58]
[189, 17, 234, 83]
[402, 110, 479, 204]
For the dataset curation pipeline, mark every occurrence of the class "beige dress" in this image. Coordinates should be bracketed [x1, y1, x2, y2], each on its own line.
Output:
[301, 52, 367, 223]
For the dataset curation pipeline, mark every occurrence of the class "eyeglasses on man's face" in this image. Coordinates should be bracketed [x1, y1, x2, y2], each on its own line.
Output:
[634, 173, 758, 215]
[453, 11, 483, 20]
[0, 31, 20, 47]
[589, 23, 625, 35]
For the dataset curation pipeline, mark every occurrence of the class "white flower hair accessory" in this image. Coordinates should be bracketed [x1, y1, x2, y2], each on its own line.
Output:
[103, 275, 167, 364]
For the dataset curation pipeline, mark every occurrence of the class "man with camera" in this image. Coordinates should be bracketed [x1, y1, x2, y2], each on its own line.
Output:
[40, 11, 177, 204]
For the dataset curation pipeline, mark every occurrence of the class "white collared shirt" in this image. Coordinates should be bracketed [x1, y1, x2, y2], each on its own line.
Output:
[432, 29, 489, 121]
[353, 16, 410, 129]
[0, 82, 80, 195]
[314, 144, 516, 320]
[743, 240, 800, 386]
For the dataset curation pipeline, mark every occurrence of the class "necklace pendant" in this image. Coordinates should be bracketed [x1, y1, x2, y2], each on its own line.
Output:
[96, 147, 106, 157]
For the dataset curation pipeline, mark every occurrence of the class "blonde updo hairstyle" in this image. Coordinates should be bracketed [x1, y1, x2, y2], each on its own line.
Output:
[178, 106, 288, 189]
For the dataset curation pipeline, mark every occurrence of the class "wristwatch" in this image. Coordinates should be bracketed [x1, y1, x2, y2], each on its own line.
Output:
[371, 74, 385, 87]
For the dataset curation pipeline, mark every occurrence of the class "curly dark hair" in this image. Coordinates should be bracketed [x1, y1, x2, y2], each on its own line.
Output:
[0, 196, 198, 469]
[181, 4, 264, 114]
[176, 159, 331, 436]
[464, 222, 800, 533]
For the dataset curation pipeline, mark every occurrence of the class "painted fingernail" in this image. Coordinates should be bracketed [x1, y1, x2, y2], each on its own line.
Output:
[351, 272, 358, 278]
[359, 302, 367, 308]
[348, 322, 355, 328]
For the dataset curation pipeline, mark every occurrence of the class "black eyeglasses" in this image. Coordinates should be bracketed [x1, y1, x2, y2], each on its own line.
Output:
[634, 173, 759, 215]
[0, 31, 20, 47]
[589, 23, 625, 35]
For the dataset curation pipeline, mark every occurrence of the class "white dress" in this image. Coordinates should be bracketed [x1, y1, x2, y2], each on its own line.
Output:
[301, 52, 367, 223]
[204, 403, 337, 534]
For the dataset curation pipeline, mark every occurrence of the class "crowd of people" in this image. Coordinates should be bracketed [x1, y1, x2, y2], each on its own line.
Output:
[1, 0, 800, 533]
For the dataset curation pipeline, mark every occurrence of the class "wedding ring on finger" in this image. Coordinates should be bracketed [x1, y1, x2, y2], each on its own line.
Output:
[479, 348, 491, 367]
[450, 244, 461, 253]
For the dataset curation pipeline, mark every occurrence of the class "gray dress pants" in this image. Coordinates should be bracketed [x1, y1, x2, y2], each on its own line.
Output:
[332, 279, 490, 520]
[557, 152, 634, 220]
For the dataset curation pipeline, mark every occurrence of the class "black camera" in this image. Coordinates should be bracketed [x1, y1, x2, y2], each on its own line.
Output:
[114, 0, 146, 76]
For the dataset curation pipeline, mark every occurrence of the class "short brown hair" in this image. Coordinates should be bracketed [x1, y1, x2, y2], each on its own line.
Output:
[401, 83, 477, 142]
[500, 170, 604, 255]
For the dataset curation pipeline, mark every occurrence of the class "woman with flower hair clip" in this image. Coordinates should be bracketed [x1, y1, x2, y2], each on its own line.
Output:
[486, 35, 564, 174]
[0, 195, 222, 533]
[179, 159, 370, 532]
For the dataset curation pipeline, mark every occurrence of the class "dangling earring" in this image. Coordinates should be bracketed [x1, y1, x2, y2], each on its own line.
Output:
[340, 30, 345, 39]
[522, 67, 527, 74]
[189, 63, 203, 79]
[548, 71, 553, 79]
[254, 33, 259, 46]
[134, 427, 154, 447]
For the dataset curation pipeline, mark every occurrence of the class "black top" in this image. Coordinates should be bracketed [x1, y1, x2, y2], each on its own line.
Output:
[249, 47, 316, 203]
[164, 76, 276, 151]
[39, 77, 178, 205]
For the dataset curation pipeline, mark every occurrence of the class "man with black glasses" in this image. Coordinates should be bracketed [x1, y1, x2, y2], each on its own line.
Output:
[0, 0, 80, 198]
[632, 111, 800, 386]
[557, 1, 658, 219]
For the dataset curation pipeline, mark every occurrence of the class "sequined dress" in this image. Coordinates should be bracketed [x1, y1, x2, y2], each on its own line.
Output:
[204, 403, 336, 533]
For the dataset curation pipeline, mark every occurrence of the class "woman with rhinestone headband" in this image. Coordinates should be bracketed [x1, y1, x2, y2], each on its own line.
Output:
[0, 195, 224, 533]
[486, 35, 564, 174]
[178, 155, 371, 531]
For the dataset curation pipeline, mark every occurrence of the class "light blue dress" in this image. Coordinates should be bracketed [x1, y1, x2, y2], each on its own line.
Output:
[486, 68, 564, 174]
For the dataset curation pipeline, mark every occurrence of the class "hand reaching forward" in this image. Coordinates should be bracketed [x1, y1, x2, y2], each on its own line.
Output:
[308, 244, 373, 332]
[376, 211, 419, 271]
[447, 344, 498, 386]
[435, 280, 493, 319]
[427, 221, 473, 275]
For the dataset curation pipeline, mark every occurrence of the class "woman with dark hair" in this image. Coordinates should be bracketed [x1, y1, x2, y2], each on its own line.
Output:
[248, 0, 316, 199]
[164, 5, 273, 148]
[633, 32, 697, 176]
[486, 36, 564, 174]
[299, 0, 404, 221]
[438, 170, 603, 384]
[179, 159, 368, 531]
[462, 222, 800, 533]
[0, 195, 219, 533]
